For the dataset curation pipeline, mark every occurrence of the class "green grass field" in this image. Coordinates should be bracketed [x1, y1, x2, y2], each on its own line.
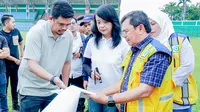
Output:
[6, 31, 200, 112]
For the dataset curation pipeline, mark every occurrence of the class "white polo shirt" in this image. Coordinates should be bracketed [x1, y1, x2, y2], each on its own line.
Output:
[84, 37, 130, 92]
[70, 32, 83, 79]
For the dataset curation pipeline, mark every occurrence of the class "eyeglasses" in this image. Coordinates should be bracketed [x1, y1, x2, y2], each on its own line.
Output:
[122, 27, 134, 37]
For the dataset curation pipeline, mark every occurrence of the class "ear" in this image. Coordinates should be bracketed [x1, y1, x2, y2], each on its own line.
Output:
[135, 24, 145, 34]
[48, 16, 53, 20]
[4, 20, 9, 26]
[138, 24, 143, 31]
[138, 24, 146, 32]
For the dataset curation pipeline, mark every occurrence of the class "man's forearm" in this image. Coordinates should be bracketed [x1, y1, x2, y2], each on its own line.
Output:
[6, 55, 18, 62]
[28, 59, 52, 81]
[62, 61, 71, 86]
[101, 82, 120, 96]
[113, 84, 154, 104]
[0, 48, 10, 59]
[19, 43, 24, 58]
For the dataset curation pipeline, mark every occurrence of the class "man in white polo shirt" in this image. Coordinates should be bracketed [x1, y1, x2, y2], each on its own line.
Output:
[17, 1, 74, 112]
[69, 17, 85, 112]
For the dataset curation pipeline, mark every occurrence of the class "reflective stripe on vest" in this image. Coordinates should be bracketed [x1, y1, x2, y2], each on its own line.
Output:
[120, 40, 173, 112]
[160, 93, 173, 101]
[181, 79, 189, 105]
[169, 33, 198, 105]
[138, 100, 143, 112]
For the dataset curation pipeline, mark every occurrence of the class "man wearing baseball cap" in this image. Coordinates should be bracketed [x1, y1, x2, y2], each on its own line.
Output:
[80, 14, 94, 36]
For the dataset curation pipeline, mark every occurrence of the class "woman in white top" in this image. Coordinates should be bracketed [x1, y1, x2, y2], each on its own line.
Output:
[83, 4, 129, 112]
[145, 9, 195, 112]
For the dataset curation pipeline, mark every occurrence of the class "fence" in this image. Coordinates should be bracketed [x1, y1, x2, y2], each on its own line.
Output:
[173, 21, 200, 37]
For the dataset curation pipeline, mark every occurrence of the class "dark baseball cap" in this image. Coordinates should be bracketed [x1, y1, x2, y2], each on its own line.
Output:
[80, 14, 94, 26]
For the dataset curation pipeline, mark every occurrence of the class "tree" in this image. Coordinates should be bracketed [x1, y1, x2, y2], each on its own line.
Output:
[187, 3, 200, 20]
[162, 1, 200, 20]
[178, 0, 191, 20]
[161, 2, 182, 20]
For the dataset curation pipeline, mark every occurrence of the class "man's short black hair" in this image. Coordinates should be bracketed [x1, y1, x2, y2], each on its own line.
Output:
[51, 1, 74, 19]
[72, 17, 77, 23]
[1, 14, 13, 26]
[121, 11, 151, 33]
[76, 15, 84, 21]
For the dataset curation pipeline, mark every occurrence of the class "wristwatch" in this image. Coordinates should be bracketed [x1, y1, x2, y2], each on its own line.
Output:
[50, 76, 56, 85]
[107, 95, 115, 107]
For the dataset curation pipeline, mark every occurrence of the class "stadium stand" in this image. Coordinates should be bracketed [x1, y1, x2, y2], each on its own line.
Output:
[2, 0, 199, 37]
[0, 0, 120, 31]
[0, 12, 37, 20]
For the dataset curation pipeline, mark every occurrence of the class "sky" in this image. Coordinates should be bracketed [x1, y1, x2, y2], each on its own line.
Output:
[119, 0, 200, 19]
[145, 0, 199, 8]
[120, 0, 199, 9]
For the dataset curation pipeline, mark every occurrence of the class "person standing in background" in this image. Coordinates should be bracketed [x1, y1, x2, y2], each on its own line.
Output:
[77, 15, 87, 35]
[0, 35, 10, 112]
[145, 9, 198, 112]
[69, 17, 85, 112]
[0, 14, 24, 111]
[81, 14, 95, 90]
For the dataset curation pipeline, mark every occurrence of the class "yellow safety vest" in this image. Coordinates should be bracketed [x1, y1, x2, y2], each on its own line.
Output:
[169, 33, 198, 105]
[119, 39, 174, 112]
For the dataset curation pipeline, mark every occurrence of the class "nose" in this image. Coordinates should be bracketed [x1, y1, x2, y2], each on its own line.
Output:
[86, 25, 90, 30]
[62, 25, 68, 31]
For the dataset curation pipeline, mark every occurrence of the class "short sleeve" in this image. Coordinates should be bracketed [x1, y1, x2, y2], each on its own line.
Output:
[1, 36, 8, 48]
[23, 29, 41, 61]
[140, 52, 170, 87]
[83, 38, 93, 59]
[65, 33, 73, 62]
[16, 29, 23, 43]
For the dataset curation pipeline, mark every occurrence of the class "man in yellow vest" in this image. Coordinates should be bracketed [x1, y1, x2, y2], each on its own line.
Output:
[87, 10, 174, 112]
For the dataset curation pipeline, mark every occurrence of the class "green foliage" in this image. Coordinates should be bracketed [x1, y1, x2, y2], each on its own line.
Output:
[161, 2, 182, 20]
[161, 1, 200, 20]
[187, 3, 200, 20]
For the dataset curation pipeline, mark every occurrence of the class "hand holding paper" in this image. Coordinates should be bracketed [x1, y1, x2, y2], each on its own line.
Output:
[42, 85, 95, 112]
[85, 92, 108, 104]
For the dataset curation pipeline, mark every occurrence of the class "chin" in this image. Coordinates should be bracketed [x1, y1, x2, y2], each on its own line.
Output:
[101, 32, 108, 36]
[57, 32, 64, 35]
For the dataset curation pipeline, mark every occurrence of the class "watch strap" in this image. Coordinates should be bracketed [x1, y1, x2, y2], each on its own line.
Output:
[50, 76, 56, 85]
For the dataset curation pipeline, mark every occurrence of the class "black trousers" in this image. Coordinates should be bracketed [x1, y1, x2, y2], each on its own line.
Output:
[6, 65, 19, 106]
[69, 76, 85, 112]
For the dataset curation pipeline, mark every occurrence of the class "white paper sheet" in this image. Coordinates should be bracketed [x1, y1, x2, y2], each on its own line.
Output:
[42, 85, 95, 112]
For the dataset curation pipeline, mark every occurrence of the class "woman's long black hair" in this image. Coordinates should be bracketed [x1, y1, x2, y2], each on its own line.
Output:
[92, 4, 121, 48]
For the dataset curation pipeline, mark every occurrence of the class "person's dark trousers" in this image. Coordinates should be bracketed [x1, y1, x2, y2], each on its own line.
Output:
[69, 76, 85, 112]
[0, 84, 8, 112]
[20, 93, 57, 112]
[6, 64, 19, 110]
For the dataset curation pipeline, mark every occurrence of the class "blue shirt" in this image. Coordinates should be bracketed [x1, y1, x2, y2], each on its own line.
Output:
[0, 35, 8, 74]
[82, 34, 93, 81]
[0, 35, 8, 85]
[120, 35, 170, 112]
[0, 28, 23, 66]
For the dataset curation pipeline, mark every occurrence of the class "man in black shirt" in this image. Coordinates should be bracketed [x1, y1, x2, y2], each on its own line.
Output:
[0, 14, 24, 111]
[0, 35, 10, 112]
